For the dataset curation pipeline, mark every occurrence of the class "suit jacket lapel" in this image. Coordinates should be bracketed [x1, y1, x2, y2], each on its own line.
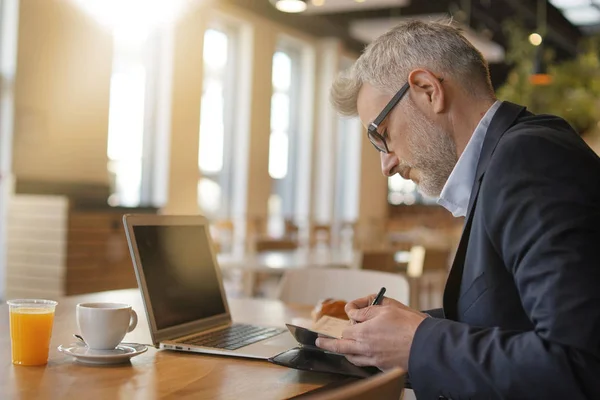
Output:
[443, 102, 527, 320]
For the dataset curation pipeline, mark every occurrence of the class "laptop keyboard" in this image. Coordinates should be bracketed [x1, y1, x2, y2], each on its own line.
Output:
[177, 323, 286, 351]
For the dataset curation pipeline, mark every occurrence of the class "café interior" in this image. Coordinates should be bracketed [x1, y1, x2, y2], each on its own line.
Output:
[0, 0, 599, 398]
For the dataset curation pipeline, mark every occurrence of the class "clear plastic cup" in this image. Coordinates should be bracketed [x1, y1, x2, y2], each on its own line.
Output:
[7, 299, 58, 366]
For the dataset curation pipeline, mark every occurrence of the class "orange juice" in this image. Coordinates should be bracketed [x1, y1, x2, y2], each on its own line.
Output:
[9, 302, 56, 366]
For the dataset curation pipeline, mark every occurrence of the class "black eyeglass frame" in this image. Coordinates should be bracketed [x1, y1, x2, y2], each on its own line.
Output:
[367, 78, 443, 153]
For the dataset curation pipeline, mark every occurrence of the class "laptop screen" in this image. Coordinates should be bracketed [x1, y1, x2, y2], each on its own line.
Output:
[132, 225, 227, 330]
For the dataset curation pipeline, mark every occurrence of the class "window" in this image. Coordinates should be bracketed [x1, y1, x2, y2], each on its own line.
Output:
[198, 26, 237, 219]
[106, 22, 172, 209]
[108, 29, 173, 208]
[334, 57, 362, 224]
[388, 175, 437, 205]
[268, 47, 301, 237]
[269, 51, 293, 180]
[107, 33, 147, 207]
[334, 116, 362, 222]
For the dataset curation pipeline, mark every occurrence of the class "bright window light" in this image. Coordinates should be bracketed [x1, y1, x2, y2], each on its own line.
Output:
[269, 50, 293, 180]
[272, 52, 292, 90]
[71, 0, 194, 43]
[388, 175, 416, 192]
[198, 80, 225, 173]
[203, 29, 228, 71]
[270, 93, 290, 132]
[106, 36, 147, 207]
[198, 29, 228, 174]
[549, 0, 594, 9]
[197, 26, 238, 218]
[562, 6, 600, 25]
[107, 67, 146, 161]
[268, 131, 289, 179]
[198, 178, 222, 216]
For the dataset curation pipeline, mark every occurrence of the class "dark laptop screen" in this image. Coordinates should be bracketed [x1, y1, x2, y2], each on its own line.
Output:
[133, 225, 227, 330]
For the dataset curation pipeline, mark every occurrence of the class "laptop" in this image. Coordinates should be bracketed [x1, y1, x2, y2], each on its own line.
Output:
[123, 214, 297, 359]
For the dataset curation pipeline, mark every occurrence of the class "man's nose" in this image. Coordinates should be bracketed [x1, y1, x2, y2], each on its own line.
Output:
[380, 152, 399, 177]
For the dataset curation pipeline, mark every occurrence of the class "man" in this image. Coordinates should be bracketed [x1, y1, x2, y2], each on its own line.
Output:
[316, 20, 600, 399]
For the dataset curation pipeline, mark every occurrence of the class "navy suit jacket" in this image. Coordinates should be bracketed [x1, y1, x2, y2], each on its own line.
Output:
[408, 102, 600, 399]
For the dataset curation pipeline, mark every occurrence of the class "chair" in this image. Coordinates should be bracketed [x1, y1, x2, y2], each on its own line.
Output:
[242, 239, 299, 297]
[406, 246, 452, 310]
[276, 268, 409, 305]
[310, 224, 332, 247]
[406, 246, 451, 277]
[255, 238, 298, 252]
[210, 219, 234, 254]
[300, 368, 405, 400]
[338, 220, 358, 249]
[246, 216, 267, 250]
[284, 219, 300, 241]
[361, 250, 407, 274]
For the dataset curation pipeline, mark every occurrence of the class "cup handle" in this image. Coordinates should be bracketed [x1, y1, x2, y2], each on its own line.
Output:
[127, 309, 138, 333]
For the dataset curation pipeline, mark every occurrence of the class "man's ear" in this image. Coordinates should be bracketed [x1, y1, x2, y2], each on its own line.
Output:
[407, 69, 445, 114]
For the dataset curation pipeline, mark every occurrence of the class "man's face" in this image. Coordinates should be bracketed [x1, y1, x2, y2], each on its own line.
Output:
[356, 83, 457, 197]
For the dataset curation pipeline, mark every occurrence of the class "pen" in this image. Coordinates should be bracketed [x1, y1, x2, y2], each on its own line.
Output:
[370, 287, 386, 306]
[350, 287, 387, 325]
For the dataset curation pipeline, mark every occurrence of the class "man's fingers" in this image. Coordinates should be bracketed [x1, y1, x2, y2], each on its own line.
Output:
[315, 338, 367, 355]
[347, 305, 385, 323]
[345, 295, 399, 315]
[345, 295, 375, 314]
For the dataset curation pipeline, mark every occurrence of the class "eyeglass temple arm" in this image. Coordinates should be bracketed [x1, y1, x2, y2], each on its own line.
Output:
[372, 82, 410, 127]
[372, 78, 443, 128]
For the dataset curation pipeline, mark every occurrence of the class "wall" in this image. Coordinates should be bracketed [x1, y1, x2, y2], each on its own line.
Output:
[12, 0, 112, 185]
[312, 38, 342, 224]
[161, 7, 205, 215]
[356, 133, 389, 246]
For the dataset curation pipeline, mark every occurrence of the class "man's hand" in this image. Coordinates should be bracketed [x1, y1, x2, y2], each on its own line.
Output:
[315, 294, 428, 371]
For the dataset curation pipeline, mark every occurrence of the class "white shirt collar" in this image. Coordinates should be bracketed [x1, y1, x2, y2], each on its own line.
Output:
[437, 101, 502, 217]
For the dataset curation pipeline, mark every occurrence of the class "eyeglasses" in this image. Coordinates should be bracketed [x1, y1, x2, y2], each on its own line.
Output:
[367, 82, 410, 154]
[367, 78, 443, 153]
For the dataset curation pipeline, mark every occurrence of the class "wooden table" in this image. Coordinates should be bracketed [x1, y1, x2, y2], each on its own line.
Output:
[0, 290, 350, 399]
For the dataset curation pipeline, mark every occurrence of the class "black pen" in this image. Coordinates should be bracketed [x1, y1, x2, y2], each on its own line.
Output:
[350, 287, 387, 325]
[371, 287, 386, 306]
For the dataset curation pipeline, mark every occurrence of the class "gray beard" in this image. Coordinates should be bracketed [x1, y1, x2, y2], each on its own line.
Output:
[404, 102, 457, 197]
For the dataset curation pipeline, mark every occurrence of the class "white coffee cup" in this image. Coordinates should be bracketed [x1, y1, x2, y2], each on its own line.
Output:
[76, 302, 138, 350]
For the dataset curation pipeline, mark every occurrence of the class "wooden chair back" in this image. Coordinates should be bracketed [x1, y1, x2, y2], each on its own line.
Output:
[277, 268, 409, 305]
[302, 368, 405, 400]
[255, 238, 298, 252]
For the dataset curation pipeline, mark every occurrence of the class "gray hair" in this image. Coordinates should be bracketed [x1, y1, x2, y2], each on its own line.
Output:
[331, 19, 494, 116]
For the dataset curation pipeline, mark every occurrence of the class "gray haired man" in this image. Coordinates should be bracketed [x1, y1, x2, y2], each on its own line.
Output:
[317, 20, 600, 400]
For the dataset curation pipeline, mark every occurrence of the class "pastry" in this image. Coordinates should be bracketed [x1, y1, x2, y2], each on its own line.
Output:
[311, 298, 349, 321]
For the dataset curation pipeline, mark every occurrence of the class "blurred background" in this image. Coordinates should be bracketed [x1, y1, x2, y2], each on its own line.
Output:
[0, 0, 599, 308]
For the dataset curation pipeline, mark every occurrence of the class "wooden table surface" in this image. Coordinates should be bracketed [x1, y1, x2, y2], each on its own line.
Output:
[0, 289, 350, 399]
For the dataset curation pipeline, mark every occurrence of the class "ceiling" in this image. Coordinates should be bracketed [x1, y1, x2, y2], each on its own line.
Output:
[348, 14, 505, 63]
[224, 0, 591, 86]
[549, 0, 600, 32]
[302, 0, 410, 15]
[302, 0, 599, 33]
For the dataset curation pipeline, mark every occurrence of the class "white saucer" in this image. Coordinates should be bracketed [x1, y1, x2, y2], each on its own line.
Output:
[58, 342, 148, 365]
